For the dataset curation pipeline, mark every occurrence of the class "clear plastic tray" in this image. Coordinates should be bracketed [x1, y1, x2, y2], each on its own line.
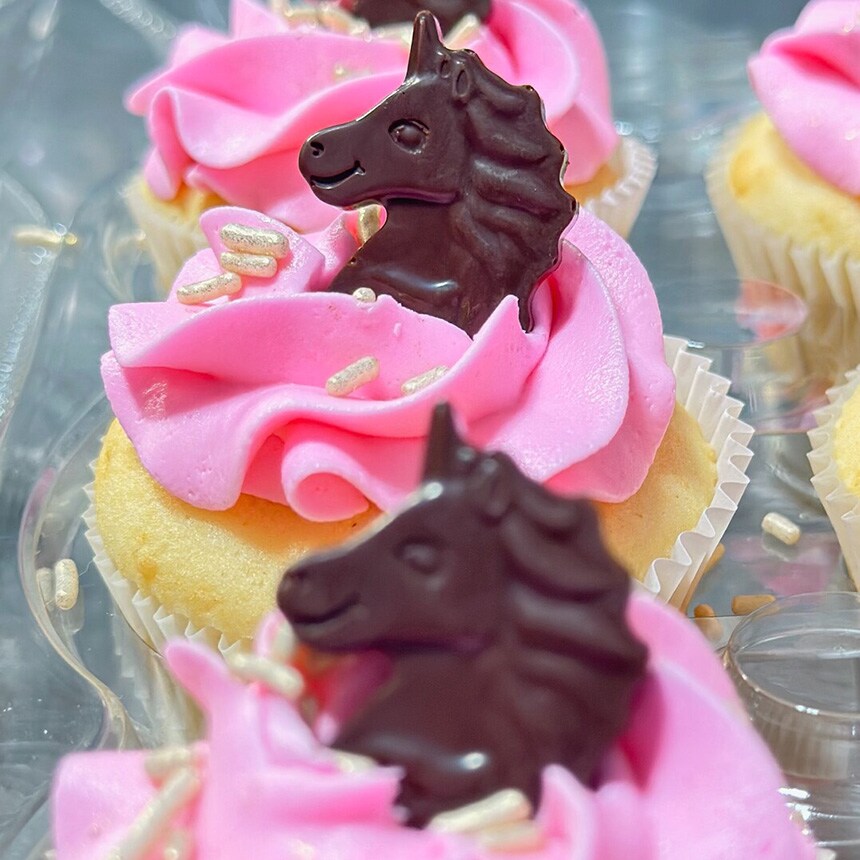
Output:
[2, 0, 848, 857]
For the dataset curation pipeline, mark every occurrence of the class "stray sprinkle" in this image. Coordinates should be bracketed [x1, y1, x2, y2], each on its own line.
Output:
[53, 558, 79, 611]
[177, 272, 242, 305]
[761, 511, 801, 546]
[732, 594, 776, 616]
[13, 225, 78, 248]
[401, 365, 448, 396]
[326, 356, 380, 397]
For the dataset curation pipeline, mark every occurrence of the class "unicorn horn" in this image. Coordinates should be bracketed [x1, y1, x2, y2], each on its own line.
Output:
[423, 402, 475, 480]
[406, 11, 444, 79]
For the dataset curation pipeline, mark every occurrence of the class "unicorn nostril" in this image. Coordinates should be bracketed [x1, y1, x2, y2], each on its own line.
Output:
[309, 140, 324, 157]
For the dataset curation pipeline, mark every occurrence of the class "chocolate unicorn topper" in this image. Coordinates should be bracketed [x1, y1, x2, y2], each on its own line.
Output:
[278, 404, 647, 826]
[351, 0, 491, 33]
[298, 12, 576, 336]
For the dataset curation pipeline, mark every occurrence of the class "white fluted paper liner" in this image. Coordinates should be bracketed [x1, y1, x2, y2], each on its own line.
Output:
[643, 337, 754, 610]
[706, 122, 860, 316]
[809, 368, 860, 590]
[124, 177, 208, 294]
[84, 481, 249, 658]
[581, 135, 656, 239]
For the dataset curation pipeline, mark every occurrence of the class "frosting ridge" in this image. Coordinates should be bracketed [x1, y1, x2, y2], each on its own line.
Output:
[101, 206, 673, 520]
[749, 0, 860, 196]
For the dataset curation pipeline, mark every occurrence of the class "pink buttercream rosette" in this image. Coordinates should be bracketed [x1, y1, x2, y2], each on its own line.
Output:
[124, 0, 655, 287]
[51, 596, 818, 859]
[706, 0, 860, 346]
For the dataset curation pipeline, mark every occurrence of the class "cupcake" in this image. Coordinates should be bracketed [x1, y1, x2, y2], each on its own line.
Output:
[92, 16, 747, 654]
[809, 367, 860, 588]
[707, 0, 860, 327]
[125, 0, 655, 287]
[53, 419, 816, 858]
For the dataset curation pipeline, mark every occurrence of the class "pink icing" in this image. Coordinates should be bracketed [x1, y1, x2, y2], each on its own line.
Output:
[51, 596, 817, 859]
[101, 206, 673, 521]
[749, 0, 860, 196]
[126, 0, 617, 231]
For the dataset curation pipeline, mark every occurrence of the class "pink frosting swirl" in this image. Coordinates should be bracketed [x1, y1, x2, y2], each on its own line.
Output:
[101, 206, 673, 521]
[749, 0, 860, 196]
[126, 0, 617, 231]
[51, 596, 817, 860]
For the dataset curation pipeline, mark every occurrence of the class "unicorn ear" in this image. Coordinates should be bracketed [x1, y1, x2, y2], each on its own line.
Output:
[406, 11, 444, 79]
[422, 402, 475, 481]
[451, 63, 473, 103]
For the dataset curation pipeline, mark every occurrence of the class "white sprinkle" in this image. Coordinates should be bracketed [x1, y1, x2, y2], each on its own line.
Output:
[280, 6, 322, 27]
[761, 511, 801, 546]
[268, 621, 298, 663]
[53, 559, 79, 611]
[429, 789, 532, 834]
[326, 356, 380, 397]
[356, 205, 382, 245]
[333, 751, 377, 774]
[220, 251, 277, 278]
[145, 746, 198, 783]
[352, 287, 377, 304]
[177, 272, 242, 305]
[445, 14, 481, 49]
[476, 820, 545, 853]
[13, 225, 78, 248]
[401, 365, 448, 396]
[219, 223, 288, 258]
[226, 652, 304, 700]
[162, 828, 192, 860]
[108, 767, 201, 860]
[317, 2, 364, 33]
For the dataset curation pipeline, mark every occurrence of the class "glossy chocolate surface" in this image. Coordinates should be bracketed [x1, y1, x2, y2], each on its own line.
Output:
[298, 12, 576, 336]
[279, 404, 647, 825]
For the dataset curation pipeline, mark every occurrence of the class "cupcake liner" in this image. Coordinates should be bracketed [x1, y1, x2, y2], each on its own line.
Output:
[84, 480, 249, 658]
[581, 135, 657, 239]
[808, 368, 860, 590]
[85, 336, 750, 659]
[124, 176, 208, 294]
[706, 123, 860, 317]
[642, 336, 754, 610]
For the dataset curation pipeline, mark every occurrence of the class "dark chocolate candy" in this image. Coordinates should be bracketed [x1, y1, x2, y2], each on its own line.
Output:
[352, 0, 490, 33]
[298, 12, 576, 337]
[278, 404, 647, 826]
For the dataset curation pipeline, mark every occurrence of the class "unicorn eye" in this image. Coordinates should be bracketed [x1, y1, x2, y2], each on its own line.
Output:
[389, 120, 428, 152]
[397, 539, 441, 574]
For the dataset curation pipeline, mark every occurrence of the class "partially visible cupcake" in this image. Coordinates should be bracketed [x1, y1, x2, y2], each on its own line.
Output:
[809, 368, 860, 588]
[707, 0, 860, 321]
[126, 0, 655, 287]
[54, 442, 818, 860]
